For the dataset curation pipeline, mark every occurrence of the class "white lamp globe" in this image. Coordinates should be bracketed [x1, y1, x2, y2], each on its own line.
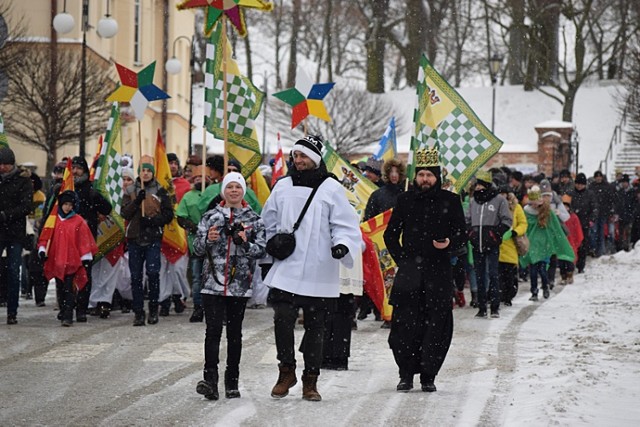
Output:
[53, 13, 75, 34]
[97, 17, 119, 39]
[165, 58, 182, 75]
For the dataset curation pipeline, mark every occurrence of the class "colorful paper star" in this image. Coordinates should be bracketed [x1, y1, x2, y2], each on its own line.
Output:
[273, 68, 335, 129]
[177, 0, 273, 37]
[106, 62, 170, 121]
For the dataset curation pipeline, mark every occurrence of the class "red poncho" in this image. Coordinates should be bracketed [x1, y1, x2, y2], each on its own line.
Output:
[38, 213, 98, 290]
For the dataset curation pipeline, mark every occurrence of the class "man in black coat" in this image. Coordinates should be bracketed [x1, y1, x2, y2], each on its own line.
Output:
[70, 156, 113, 320]
[383, 148, 467, 393]
[0, 147, 34, 324]
[569, 173, 598, 273]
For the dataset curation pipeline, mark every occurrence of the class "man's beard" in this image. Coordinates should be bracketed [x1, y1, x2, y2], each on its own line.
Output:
[418, 181, 433, 192]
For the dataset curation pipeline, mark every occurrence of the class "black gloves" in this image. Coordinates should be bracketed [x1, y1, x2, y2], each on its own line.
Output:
[331, 244, 349, 259]
[512, 230, 518, 237]
[82, 260, 92, 270]
[38, 251, 47, 262]
[261, 264, 272, 281]
[135, 189, 146, 205]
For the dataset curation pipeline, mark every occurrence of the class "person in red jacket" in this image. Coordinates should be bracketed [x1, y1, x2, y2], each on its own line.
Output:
[559, 194, 584, 285]
[38, 190, 98, 326]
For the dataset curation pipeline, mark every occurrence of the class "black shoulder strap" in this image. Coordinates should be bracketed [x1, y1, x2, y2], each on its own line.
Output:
[292, 177, 327, 232]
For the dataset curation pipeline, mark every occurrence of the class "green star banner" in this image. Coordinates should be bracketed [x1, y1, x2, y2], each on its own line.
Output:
[408, 55, 504, 192]
[92, 103, 125, 262]
[204, 21, 264, 179]
[0, 114, 9, 148]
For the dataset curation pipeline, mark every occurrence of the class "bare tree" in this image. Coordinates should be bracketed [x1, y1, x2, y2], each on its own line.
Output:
[286, 0, 302, 88]
[1, 45, 114, 174]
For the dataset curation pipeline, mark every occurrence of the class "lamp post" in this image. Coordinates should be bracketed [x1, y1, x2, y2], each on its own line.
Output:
[489, 53, 503, 133]
[165, 36, 195, 156]
[53, 0, 118, 158]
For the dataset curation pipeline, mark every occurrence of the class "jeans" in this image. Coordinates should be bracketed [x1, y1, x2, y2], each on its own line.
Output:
[590, 217, 606, 257]
[128, 241, 161, 313]
[202, 294, 248, 377]
[0, 241, 23, 316]
[190, 256, 204, 306]
[269, 288, 334, 375]
[530, 261, 549, 295]
[473, 246, 500, 312]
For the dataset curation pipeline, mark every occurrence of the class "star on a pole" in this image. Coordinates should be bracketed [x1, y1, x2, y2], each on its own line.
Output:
[273, 68, 335, 129]
[177, 0, 274, 37]
[106, 62, 170, 121]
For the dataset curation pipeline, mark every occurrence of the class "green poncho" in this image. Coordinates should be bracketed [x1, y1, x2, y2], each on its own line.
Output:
[520, 208, 574, 267]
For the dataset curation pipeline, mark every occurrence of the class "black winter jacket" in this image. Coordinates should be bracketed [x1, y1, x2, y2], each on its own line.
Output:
[569, 187, 598, 229]
[363, 182, 405, 221]
[121, 179, 174, 245]
[74, 175, 112, 238]
[0, 166, 33, 243]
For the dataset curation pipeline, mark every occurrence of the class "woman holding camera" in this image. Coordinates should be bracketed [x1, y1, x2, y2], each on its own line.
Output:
[193, 172, 266, 401]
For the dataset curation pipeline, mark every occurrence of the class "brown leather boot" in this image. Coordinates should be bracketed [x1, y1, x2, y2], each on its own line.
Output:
[567, 271, 574, 284]
[271, 364, 297, 398]
[301, 373, 322, 401]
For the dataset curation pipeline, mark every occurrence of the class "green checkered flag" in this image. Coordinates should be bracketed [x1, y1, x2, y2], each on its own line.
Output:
[409, 55, 503, 192]
[0, 113, 9, 148]
[204, 22, 264, 178]
[92, 103, 125, 261]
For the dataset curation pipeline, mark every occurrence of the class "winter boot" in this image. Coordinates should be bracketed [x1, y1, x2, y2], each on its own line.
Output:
[196, 369, 219, 400]
[455, 290, 466, 308]
[420, 374, 437, 392]
[224, 369, 241, 399]
[475, 307, 487, 318]
[189, 305, 204, 323]
[567, 271, 574, 284]
[173, 295, 186, 313]
[559, 273, 568, 286]
[470, 291, 478, 308]
[396, 377, 413, 392]
[271, 364, 297, 398]
[147, 303, 159, 325]
[301, 372, 322, 401]
[133, 310, 146, 326]
[99, 303, 111, 319]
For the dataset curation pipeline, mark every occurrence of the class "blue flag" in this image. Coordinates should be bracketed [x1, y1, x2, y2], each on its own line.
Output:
[373, 117, 397, 161]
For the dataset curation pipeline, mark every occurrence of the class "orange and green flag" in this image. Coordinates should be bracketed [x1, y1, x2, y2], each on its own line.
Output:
[154, 130, 188, 263]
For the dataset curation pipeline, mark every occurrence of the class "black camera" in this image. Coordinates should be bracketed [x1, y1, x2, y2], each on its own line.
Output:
[224, 222, 245, 245]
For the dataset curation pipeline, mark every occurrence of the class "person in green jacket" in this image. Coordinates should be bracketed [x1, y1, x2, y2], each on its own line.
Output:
[520, 185, 574, 301]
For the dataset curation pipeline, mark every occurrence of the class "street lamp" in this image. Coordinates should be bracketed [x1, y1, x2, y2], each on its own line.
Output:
[489, 53, 503, 133]
[165, 36, 195, 156]
[53, 0, 118, 158]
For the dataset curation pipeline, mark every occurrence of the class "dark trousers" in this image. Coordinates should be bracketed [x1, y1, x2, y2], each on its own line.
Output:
[499, 262, 518, 303]
[576, 226, 590, 272]
[452, 256, 466, 293]
[530, 261, 549, 295]
[269, 288, 335, 375]
[558, 259, 575, 276]
[388, 291, 453, 380]
[202, 294, 248, 378]
[0, 242, 23, 316]
[55, 275, 76, 321]
[76, 266, 92, 316]
[323, 293, 355, 364]
[473, 246, 501, 312]
[547, 255, 557, 283]
[128, 241, 161, 313]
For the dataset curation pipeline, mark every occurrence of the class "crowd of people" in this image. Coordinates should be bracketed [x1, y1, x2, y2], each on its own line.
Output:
[2, 139, 640, 401]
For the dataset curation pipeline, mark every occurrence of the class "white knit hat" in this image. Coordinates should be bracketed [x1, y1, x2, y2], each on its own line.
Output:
[221, 172, 246, 198]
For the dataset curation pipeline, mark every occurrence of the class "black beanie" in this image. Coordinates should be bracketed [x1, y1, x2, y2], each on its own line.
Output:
[228, 159, 242, 173]
[575, 173, 587, 185]
[71, 156, 89, 173]
[416, 166, 442, 185]
[167, 153, 179, 164]
[0, 147, 15, 165]
[206, 155, 224, 175]
[57, 190, 77, 207]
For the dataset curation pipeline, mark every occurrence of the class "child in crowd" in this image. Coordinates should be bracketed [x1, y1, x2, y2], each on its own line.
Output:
[193, 172, 266, 400]
[559, 194, 584, 284]
[38, 190, 97, 326]
[520, 186, 574, 301]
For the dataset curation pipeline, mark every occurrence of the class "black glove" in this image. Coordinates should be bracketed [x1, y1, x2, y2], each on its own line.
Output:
[261, 264, 272, 281]
[82, 260, 92, 270]
[135, 189, 146, 204]
[331, 244, 349, 259]
[39, 251, 47, 262]
[512, 229, 518, 237]
[140, 216, 154, 229]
